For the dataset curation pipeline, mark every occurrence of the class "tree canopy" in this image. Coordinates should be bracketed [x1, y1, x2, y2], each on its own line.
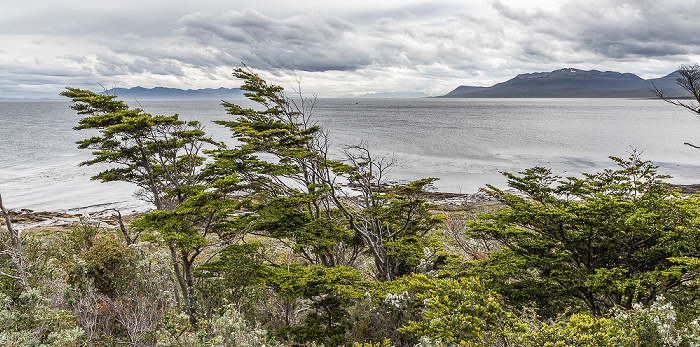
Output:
[468, 153, 700, 317]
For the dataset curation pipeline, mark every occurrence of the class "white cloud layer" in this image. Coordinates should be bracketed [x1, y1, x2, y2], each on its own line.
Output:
[2, 0, 700, 98]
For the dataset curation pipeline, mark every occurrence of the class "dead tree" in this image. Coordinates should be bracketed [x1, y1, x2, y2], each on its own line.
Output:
[652, 64, 700, 114]
[0, 193, 31, 292]
[652, 64, 700, 148]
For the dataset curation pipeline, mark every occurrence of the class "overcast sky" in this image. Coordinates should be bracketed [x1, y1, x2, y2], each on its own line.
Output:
[2, 0, 699, 98]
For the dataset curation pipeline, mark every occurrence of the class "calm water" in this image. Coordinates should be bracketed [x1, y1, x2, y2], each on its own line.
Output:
[1, 98, 700, 212]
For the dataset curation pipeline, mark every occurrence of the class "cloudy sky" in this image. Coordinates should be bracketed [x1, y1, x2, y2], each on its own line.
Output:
[2, 0, 699, 98]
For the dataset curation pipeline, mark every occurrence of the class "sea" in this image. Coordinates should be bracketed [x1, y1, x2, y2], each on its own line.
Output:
[2, 97, 700, 213]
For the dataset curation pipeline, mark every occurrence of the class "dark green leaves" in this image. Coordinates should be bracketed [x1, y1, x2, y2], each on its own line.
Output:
[469, 153, 700, 317]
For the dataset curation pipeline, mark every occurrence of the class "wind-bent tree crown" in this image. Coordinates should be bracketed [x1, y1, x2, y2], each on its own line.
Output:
[61, 88, 220, 210]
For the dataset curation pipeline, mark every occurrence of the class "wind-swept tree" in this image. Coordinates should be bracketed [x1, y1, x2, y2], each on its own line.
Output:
[211, 68, 443, 281]
[61, 88, 219, 210]
[209, 68, 363, 268]
[468, 153, 700, 317]
[61, 89, 231, 323]
[330, 146, 444, 281]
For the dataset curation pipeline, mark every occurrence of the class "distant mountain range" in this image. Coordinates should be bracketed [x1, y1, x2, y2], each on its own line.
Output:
[101, 87, 244, 100]
[441, 68, 689, 98]
[96, 69, 690, 100]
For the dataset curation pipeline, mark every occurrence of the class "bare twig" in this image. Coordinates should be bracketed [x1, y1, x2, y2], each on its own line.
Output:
[651, 64, 700, 115]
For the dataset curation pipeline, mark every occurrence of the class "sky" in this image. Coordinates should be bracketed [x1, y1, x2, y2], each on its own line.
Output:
[2, 0, 700, 99]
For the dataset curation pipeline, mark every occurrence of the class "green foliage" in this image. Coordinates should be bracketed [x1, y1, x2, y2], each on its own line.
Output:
[400, 274, 522, 346]
[0, 289, 85, 346]
[266, 264, 361, 345]
[235, 193, 356, 263]
[130, 181, 242, 324]
[352, 338, 391, 347]
[357, 177, 447, 280]
[468, 152, 700, 317]
[208, 67, 361, 269]
[58, 221, 100, 260]
[134, 209, 207, 250]
[47, 70, 700, 345]
[129, 184, 242, 256]
[195, 243, 268, 319]
[514, 295, 700, 346]
[213, 67, 325, 196]
[81, 236, 136, 297]
[211, 68, 443, 280]
[154, 307, 281, 347]
[62, 86, 233, 325]
[61, 88, 220, 211]
[514, 313, 619, 347]
[196, 243, 266, 284]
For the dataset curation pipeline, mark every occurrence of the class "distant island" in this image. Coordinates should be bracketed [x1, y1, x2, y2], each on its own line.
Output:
[97, 68, 690, 100]
[440, 68, 689, 98]
[101, 86, 244, 100]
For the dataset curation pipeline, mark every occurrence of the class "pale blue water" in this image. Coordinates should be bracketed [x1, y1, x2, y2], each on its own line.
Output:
[1, 98, 699, 212]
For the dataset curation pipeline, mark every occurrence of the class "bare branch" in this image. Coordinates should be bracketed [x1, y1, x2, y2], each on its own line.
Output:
[0, 269, 24, 281]
[685, 142, 700, 150]
[652, 65, 700, 115]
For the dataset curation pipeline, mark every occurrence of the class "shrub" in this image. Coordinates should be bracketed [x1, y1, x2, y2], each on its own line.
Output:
[0, 289, 85, 346]
[81, 236, 136, 297]
[399, 274, 522, 346]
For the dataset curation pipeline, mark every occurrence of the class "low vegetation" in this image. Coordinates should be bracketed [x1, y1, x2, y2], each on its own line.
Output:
[2, 66, 700, 346]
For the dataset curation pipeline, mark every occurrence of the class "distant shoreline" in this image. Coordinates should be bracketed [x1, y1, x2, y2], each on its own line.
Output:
[5, 184, 700, 230]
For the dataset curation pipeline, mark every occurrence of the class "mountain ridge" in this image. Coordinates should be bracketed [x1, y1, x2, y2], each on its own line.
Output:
[101, 86, 244, 100]
[441, 68, 688, 98]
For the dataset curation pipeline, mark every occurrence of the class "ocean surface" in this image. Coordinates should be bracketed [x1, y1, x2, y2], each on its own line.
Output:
[2, 97, 700, 212]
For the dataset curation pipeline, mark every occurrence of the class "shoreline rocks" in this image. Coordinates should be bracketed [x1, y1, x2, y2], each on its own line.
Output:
[1, 209, 121, 230]
[4, 184, 699, 229]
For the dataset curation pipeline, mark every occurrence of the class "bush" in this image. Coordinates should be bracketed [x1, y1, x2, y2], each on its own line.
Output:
[399, 274, 523, 346]
[514, 312, 619, 347]
[81, 236, 136, 297]
[154, 307, 281, 347]
[0, 289, 85, 346]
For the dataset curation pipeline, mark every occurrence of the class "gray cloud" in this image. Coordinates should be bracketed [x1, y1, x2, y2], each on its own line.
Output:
[3, 0, 700, 98]
[176, 9, 370, 72]
[493, 0, 700, 61]
[168, 7, 515, 75]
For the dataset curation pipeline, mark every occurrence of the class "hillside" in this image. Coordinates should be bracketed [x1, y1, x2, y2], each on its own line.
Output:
[441, 68, 689, 98]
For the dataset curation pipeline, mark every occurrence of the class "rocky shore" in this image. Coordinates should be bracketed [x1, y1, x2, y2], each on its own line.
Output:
[0, 209, 122, 230]
[424, 190, 505, 206]
[2, 190, 501, 230]
[3, 185, 698, 230]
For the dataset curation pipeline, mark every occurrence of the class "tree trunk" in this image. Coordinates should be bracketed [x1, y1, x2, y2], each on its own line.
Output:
[0, 193, 32, 292]
[168, 242, 190, 321]
[181, 250, 198, 326]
